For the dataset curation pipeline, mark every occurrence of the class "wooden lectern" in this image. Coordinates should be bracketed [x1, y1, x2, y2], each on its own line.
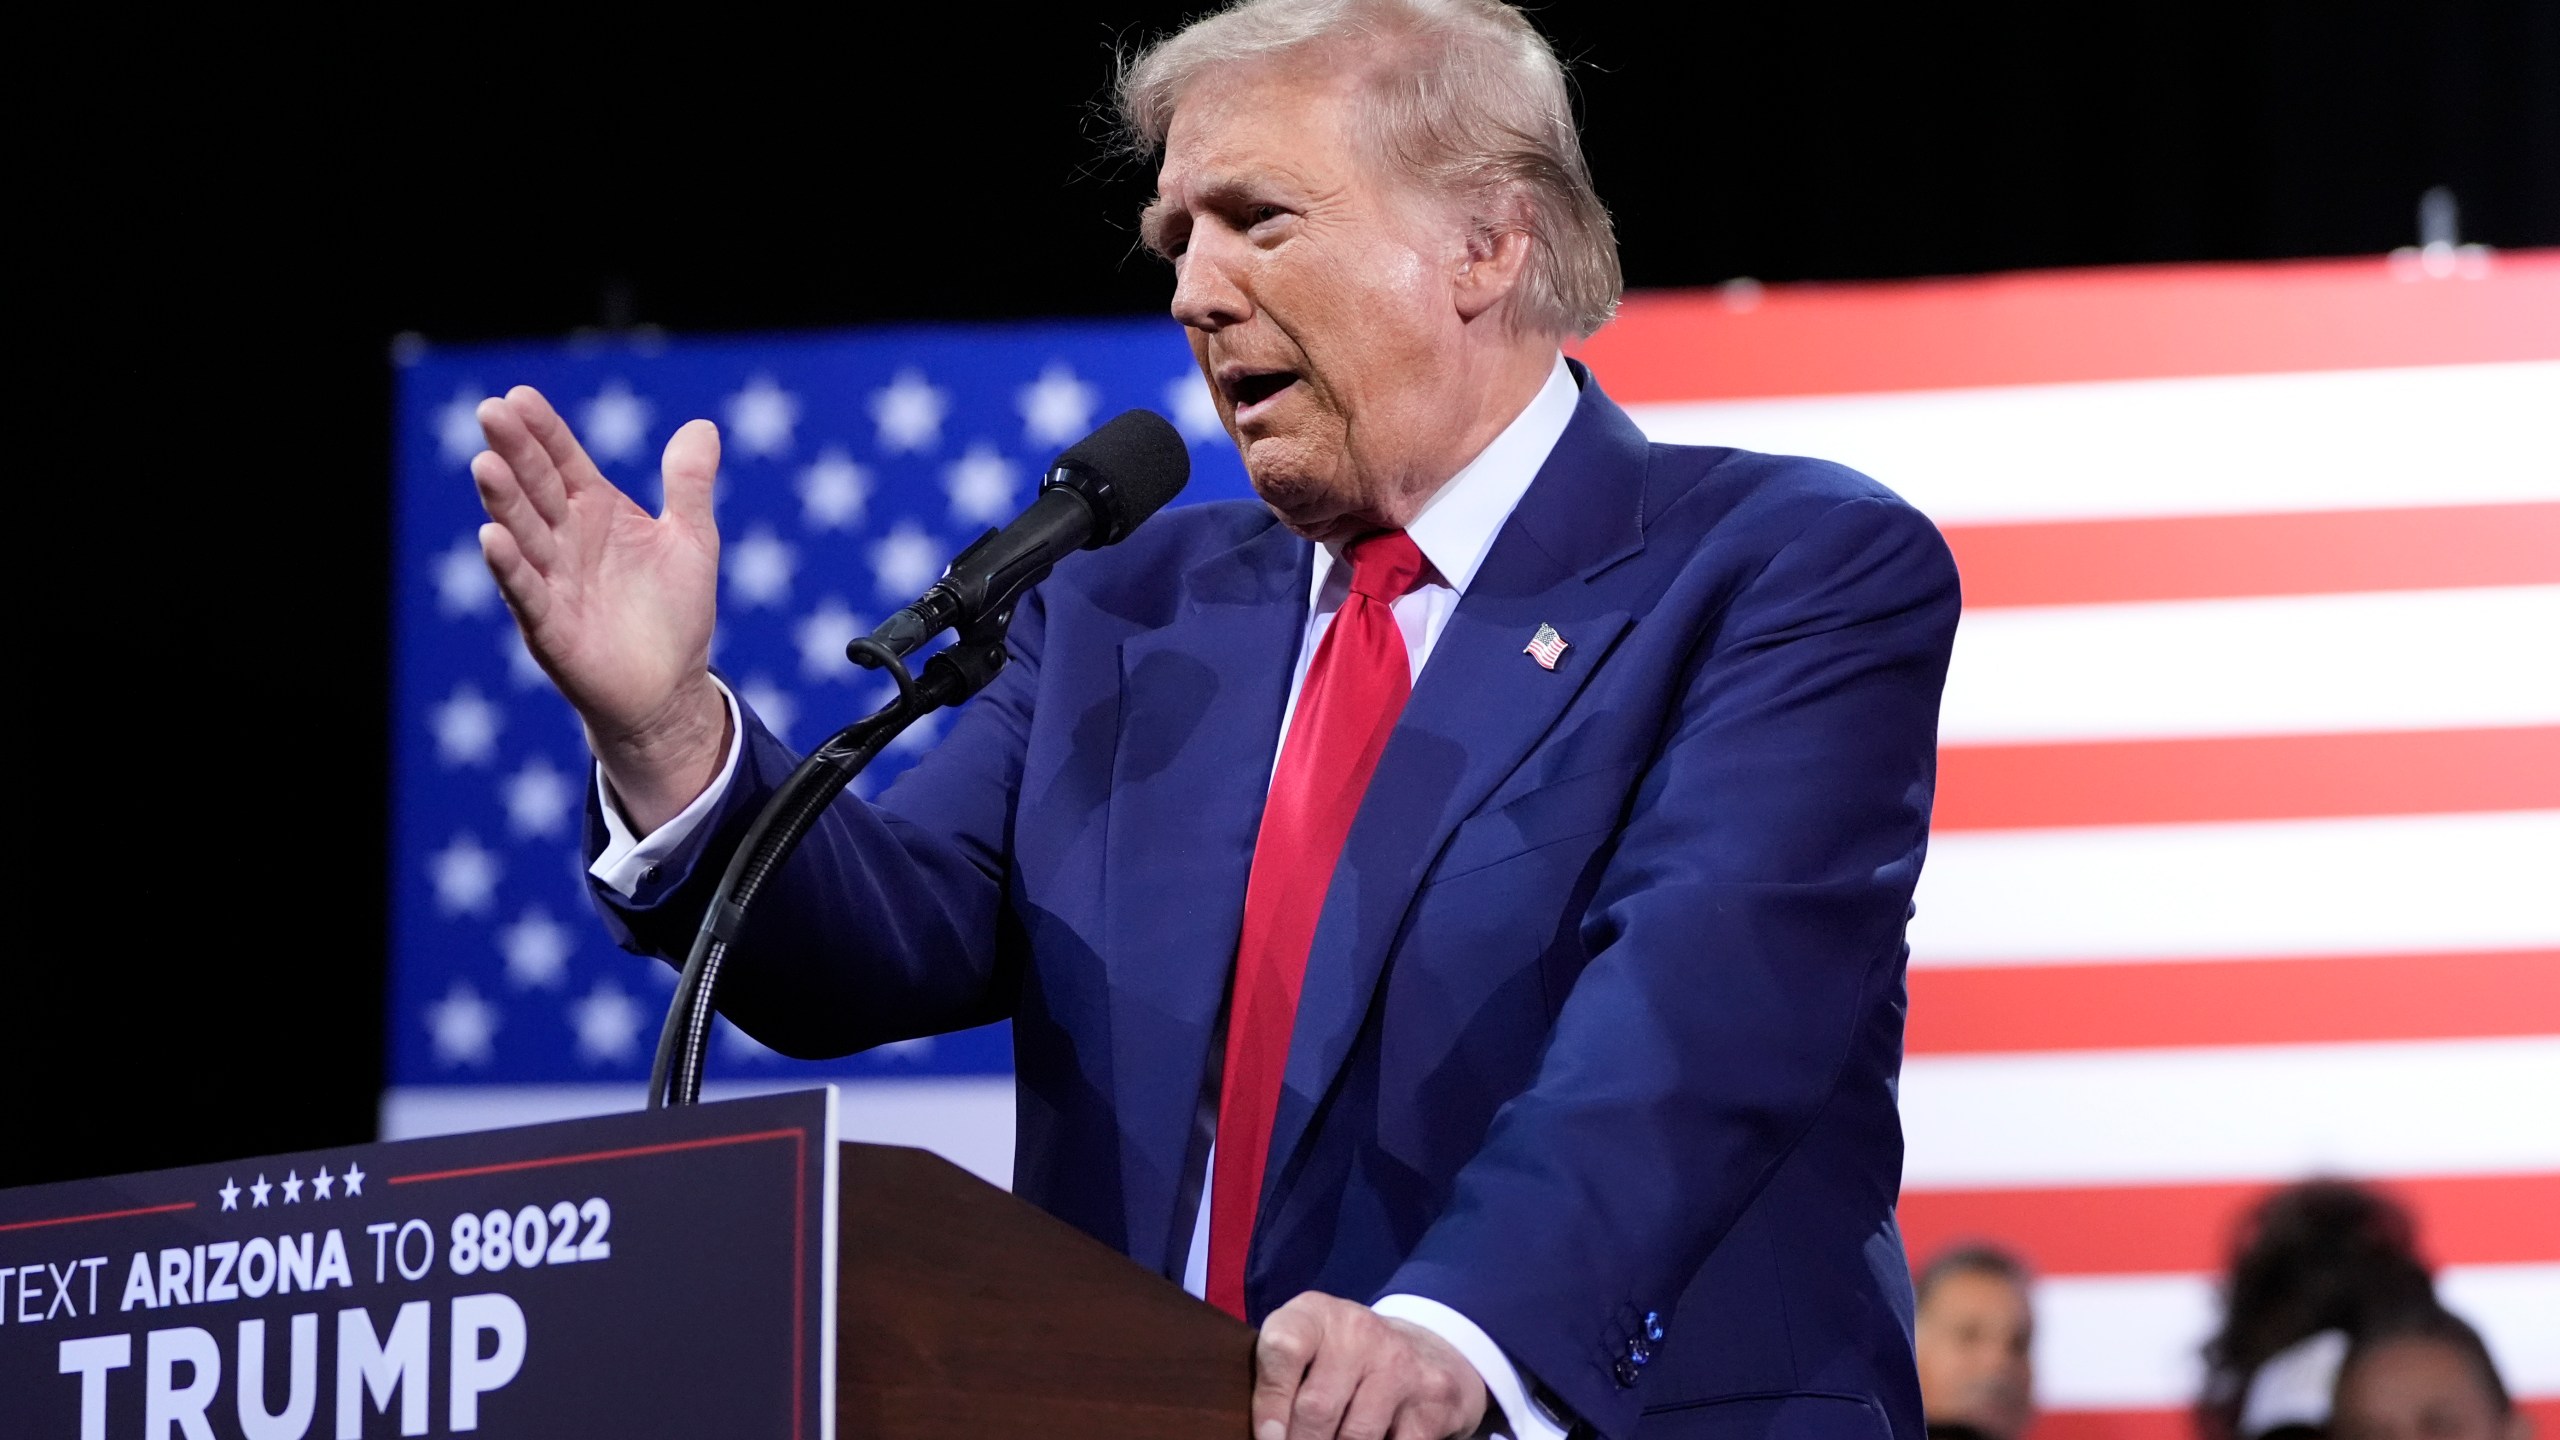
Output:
[838, 1143, 1256, 1438]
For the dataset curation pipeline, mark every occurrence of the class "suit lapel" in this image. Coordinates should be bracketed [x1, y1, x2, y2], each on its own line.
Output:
[1260, 375, 1656, 1223]
[1103, 514, 1310, 1268]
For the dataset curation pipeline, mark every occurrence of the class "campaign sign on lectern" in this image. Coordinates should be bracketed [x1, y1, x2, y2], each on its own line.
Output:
[1, 1089, 838, 1438]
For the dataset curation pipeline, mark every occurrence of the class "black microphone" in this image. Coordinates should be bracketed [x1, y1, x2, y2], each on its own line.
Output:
[860, 409, 1190, 659]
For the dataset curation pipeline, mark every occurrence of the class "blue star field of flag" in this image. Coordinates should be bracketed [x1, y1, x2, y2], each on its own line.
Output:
[390, 319, 1251, 1089]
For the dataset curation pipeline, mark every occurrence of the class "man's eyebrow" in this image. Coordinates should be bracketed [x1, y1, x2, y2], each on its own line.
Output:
[1139, 172, 1297, 253]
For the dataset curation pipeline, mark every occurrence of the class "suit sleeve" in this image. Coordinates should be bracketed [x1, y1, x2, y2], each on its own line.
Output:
[1376, 494, 1961, 1439]
[579, 583, 1056, 1058]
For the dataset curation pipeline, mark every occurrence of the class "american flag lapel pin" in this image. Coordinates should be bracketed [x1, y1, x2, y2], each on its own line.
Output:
[1524, 622, 1569, 671]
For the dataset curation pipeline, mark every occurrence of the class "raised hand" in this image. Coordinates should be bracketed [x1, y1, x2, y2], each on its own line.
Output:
[471, 386, 730, 834]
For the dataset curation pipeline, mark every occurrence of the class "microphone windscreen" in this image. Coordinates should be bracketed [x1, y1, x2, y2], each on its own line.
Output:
[1053, 409, 1191, 544]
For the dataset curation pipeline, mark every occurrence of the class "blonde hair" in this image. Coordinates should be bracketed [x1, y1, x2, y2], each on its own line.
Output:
[1119, 0, 1621, 338]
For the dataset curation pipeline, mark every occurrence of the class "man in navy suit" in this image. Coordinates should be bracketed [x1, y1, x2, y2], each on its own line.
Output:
[468, 3, 1959, 1437]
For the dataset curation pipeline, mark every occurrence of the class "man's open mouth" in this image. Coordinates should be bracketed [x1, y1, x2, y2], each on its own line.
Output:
[1222, 369, 1301, 420]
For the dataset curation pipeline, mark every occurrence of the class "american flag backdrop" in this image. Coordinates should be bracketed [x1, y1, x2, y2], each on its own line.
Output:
[389, 255, 2560, 1435]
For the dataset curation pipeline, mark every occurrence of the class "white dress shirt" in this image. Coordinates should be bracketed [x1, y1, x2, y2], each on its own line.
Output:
[594, 355, 1582, 1438]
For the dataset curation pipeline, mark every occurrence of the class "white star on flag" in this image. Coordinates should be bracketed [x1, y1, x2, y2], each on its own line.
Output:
[580, 379, 653, 463]
[868, 522, 947, 601]
[570, 980, 647, 1064]
[870, 368, 949, 453]
[250, 1175, 272, 1207]
[429, 834, 502, 916]
[1166, 369, 1227, 442]
[281, 1171, 304, 1204]
[342, 1164, 365, 1197]
[503, 755, 575, 839]
[499, 906, 574, 989]
[427, 980, 500, 1066]
[436, 537, 498, 616]
[431, 683, 503, 768]
[944, 443, 1019, 525]
[738, 676, 799, 744]
[1019, 360, 1100, 448]
[219, 1178, 241, 1211]
[726, 524, 799, 608]
[725, 374, 801, 457]
[312, 1167, 336, 1200]
[795, 597, 866, 682]
[798, 448, 872, 531]
[436, 387, 486, 464]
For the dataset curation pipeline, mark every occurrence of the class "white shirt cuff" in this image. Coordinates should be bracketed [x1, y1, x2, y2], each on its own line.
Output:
[587, 677, 746, 899]
[1371, 1293, 1570, 1440]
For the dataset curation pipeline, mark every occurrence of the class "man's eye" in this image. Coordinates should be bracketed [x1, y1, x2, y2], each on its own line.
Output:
[1250, 205, 1282, 226]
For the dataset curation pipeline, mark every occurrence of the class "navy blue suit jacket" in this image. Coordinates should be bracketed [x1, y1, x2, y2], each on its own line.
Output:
[592, 368, 1961, 1440]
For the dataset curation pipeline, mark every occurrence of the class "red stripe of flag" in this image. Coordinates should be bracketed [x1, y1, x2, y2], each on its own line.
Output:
[1934, 727, 2560, 832]
[1576, 253, 2560, 401]
[1900, 1172, 2560, 1277]
[1908, 949, 2560, 1056]
[2039, 1405, 2560, 1440]
[1945, 503, 2560, 609]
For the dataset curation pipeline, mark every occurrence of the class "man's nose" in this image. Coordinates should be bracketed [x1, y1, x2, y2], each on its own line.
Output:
[1169, 232, 1251, 331]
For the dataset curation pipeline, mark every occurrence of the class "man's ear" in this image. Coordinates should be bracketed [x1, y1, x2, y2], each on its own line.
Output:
[1454, 223, 1535, 322]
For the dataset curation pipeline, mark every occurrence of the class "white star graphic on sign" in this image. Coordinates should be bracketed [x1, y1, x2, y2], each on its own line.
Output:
[281, 1171, 304, 1204]
[500, 624, 548, 689]
[1166, 369, 1227, 442]
[435, 537, 498, 617]
[870, 368, 949, 453]
[499, 906, 574, 989]
[431, 683, 503, 768]
[436, 387, 486, 465]
[342, 1164, 366, 1198]
[570, 980, 646, 1065]
[250, 1175, 272, 1207]
[725, 374, 800, 458]
[867, 522, 946, 601]
[429, 834, 501, 916]
[427, 980, 500, 1066]
[726, 524, 799, 609]
[944, 443, 1019, 525]
[503, 755, 575, 839]
[580, 379, 653, 463]
[794, 597, 866, 682]
[1018, 361, 1100, 448]
[737, 676, 799, 744]
[797, 448, 872, 531]
[312, 1167, 336, 1200]
[219, 1178, 240, 1212]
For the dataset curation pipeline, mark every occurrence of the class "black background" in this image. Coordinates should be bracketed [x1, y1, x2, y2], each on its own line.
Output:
[20, 3, 2556, 1188]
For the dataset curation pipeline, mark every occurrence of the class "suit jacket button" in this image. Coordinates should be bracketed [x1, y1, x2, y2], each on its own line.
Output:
[1626, 1338, 1652, 1366]
[1613, 1357, 1641, 1388]
[1643, 1311, 1665, 1343]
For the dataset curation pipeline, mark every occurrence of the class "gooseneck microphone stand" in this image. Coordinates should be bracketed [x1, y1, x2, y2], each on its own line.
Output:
[644, 606, 1016, 1110]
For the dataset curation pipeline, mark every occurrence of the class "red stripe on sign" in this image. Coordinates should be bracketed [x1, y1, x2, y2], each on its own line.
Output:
[1907, 949, 2560, 1055]
[1901, 1173, 2560, 1277]
[1946, 503, 2560, 608]
[1575, 252, 2560, 401]
[2039, 1401, 2560, 1440]
[1934, 728, 2560, 831]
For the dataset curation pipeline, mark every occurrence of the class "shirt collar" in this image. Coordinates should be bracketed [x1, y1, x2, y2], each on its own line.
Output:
[1311, 353, 1579, 600]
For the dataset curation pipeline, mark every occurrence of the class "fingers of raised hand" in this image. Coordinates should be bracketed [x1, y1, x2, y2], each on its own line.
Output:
[476, 521, 550, 630]
[658, 418, 723, 534]
[470, 448, 560, 572]
[504, 385, 615, 502]
[475, 395, 570, 528]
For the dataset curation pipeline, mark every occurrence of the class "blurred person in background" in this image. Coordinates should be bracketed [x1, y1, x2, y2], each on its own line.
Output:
[2331, 1305, 2531, 1440]
[1913, 1243, 2037, 1440]
[2200, 1180, 2438, 1440]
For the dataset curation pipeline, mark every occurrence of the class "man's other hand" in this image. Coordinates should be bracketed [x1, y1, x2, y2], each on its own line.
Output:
[1254, 1292, 1490, 1440]
[472, 386, 728, 834]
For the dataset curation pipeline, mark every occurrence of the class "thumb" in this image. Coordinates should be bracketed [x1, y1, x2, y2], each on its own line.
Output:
[659, 418, 722, 533]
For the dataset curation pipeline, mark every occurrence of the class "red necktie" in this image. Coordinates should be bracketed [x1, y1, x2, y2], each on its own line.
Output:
[1207, 529, 1428, 1319]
